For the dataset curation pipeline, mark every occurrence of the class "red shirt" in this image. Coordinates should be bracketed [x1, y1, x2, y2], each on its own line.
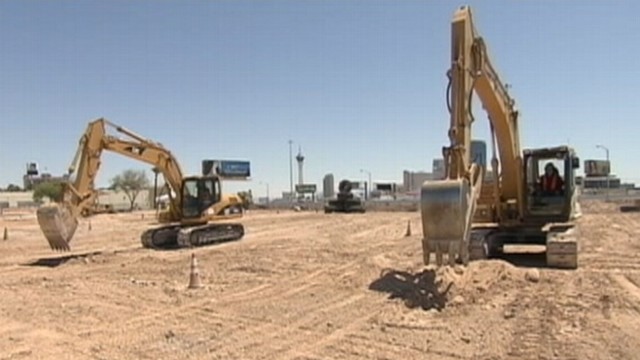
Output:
[540, 174, 564, 192]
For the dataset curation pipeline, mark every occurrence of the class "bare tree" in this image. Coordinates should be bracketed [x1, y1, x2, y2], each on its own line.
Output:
[110, 169, 150, 211]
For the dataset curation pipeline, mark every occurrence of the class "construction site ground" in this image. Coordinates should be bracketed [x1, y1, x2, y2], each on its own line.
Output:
[0, 200, 639, 360]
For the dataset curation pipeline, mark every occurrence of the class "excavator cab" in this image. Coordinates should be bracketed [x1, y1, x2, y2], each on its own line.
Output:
[524, 146, 580, 220]
[180, 176, 221, 219]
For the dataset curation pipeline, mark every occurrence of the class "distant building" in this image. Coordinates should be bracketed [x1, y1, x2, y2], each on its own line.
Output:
[432, 159, 445, 179]
[581, 176, 621, 189]
[0, 189, 152, 210]
[471, 140, 487, 167]
[281, 191, 295, 201]
[323, 173, 335, 198]
[373, 182, 399, 200]
[21, 161, 69, 190]
[403, 171, 438, 193]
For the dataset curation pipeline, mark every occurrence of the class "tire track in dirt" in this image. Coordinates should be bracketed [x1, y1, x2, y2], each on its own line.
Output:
[82, 274, 368, 358]
[581, 254, 640, 274]
[0, 319, 98, 360]
[210, 293, 369, 358]
[68, 215, 398, 342]
[329, 337, 442, 359]
[325, 321, 469, 360]
[73, 260, 357, 340]
[1, 212, 351, 285]
[1, 211, 317, 276]
[275, 310, 382, 360]
[578, 211, 640, 275]
[504, 301, 561, 360]
[609, 274, 640, 305]
[88, 305, 296, 359]
[0, 213, 355, 355]
[80, 214, 410, 357]
[1, 211, 418, 358]
[203, 218, 420, 359]
[502, 282, 590, 360]
[504, 269, 619, 360]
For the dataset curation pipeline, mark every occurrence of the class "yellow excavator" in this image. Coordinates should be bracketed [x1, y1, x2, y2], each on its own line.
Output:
[36, 118, 246, 251]
[420, 6, 581, 269]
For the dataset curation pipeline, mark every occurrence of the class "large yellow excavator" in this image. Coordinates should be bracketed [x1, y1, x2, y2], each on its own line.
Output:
[420, 6, 581, 269]
[36, 118, 246, 251]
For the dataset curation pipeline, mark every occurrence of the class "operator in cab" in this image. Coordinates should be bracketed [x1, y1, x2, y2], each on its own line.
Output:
[538, 162, 564, 196]
[198, 186, 213, 203]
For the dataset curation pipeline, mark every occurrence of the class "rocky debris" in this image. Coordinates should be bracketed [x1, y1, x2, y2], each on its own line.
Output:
[452, 295, 465, 305]
[525, 269, 541, 283]
[503, 308, 516, 319]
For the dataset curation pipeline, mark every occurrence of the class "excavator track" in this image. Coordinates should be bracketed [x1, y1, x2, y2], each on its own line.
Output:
[176, 223, 245, 248]
[140, 225, 182, 250]
[465, 225, 578, 269]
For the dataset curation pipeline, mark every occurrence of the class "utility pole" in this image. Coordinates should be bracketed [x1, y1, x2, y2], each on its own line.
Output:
[288, 140, 293, 200]
[260, 181, 270, 205]
[596, 144, 610, 201]
[360, 169, 372, 201]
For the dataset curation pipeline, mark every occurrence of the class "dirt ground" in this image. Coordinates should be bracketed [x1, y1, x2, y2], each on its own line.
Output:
[0, 200, 639, 360]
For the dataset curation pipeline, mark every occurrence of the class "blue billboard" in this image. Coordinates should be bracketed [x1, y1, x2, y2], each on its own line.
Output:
[220, 160, 250, 177]
[202, 159, 251, 179]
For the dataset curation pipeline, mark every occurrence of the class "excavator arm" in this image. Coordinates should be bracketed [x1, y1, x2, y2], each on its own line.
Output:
[37, 118, 186, 250]
[420, 5, 523, 266]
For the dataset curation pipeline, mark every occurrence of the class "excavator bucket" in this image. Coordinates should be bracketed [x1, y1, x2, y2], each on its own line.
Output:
[36, 203, 78, 251]
[420, 178, 472, 266]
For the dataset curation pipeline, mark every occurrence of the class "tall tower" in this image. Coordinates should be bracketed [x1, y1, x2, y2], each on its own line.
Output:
[296, 147, 305, 185]
[323, 173, 335, 198]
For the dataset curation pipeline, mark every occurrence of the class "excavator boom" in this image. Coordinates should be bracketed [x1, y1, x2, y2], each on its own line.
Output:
[420, 6, 498, 266]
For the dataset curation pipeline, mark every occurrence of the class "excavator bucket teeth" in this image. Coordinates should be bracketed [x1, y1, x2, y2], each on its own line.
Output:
[420, 179, 471, 266]
[36, 204, 78, 251]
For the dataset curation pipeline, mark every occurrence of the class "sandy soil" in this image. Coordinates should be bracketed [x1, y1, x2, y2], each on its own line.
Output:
[0, 201, 639, 360]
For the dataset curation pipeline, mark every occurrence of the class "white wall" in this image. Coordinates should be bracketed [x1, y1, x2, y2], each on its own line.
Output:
[0, 189, 151, 210]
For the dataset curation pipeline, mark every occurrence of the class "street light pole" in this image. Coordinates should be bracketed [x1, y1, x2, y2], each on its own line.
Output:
[288, 140, 293, 201]
[596, 144, 610, 201]
[360, 169, 372, 201]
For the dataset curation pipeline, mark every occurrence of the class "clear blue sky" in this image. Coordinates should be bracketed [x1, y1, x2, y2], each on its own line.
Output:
[1, 1, 639, 198]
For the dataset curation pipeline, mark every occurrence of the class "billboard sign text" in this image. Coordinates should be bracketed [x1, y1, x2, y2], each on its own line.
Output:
[202, 160, 251, 179]
[584, 159, 610, 177]
[295, 184, 317, 194]
[375, 183, 397, 192]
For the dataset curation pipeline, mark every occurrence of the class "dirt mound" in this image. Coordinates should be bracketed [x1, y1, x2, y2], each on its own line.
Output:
[369, 260, 527, 311]
[436, 260, 525, 297]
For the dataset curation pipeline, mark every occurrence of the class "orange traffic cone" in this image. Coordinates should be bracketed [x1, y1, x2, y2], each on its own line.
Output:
[88, 221, 92, 231]
[188, 253, 202, 289]
[3, 227, 7, 240]
[405, 220, 411, 237]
